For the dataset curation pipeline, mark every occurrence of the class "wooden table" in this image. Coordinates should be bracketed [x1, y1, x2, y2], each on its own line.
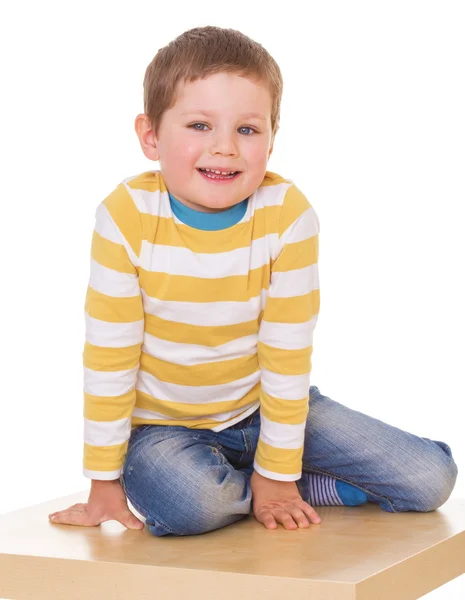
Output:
[1, 492, 464, 600]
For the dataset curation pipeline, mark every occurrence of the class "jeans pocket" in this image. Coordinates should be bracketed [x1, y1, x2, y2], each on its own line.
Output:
[130, 424, 153, 441]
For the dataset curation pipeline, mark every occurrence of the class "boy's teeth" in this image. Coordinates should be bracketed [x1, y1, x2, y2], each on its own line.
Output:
[203, 168, 235, 175]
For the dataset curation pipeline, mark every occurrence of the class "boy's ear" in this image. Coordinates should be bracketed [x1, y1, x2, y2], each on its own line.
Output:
[134, 113, 160, 161]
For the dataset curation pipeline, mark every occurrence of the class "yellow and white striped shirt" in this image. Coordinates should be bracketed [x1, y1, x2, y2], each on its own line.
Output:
[83, 169, 320, 481]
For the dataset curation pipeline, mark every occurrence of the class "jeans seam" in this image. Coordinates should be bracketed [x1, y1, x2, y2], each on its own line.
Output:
[302, 463, 398, 513]
[124, 484, 182, 536]
[247, 411, 257, 426]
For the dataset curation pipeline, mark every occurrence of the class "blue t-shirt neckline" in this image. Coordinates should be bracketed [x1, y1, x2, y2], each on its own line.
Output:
[168, 192, 248, 231]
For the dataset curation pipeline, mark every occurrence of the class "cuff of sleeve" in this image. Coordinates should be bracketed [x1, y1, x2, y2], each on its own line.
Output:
[83, 467, 122, 480]
[253, 459, 302, 482]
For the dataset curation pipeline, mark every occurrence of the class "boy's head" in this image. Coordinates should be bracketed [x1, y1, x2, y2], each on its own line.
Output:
[134, 26, 283, 213]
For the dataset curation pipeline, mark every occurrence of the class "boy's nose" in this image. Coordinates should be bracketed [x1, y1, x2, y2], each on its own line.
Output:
[209, 134, 239, 156]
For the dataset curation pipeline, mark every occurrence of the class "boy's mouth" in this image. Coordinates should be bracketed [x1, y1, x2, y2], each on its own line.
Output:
[197, 168, 241, 181]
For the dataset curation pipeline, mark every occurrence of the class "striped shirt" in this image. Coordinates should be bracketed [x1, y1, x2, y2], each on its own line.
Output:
[83, 169, 320, 481]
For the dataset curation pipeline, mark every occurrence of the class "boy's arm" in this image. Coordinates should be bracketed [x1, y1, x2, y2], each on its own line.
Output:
[254, 183, 320, 482]
[83, 184, 144, 481]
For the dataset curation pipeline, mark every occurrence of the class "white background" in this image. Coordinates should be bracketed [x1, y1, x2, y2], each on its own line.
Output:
[1, 1, 464, 598]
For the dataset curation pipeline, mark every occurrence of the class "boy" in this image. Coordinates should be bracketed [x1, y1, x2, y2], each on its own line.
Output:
[49, 26, 458, 536]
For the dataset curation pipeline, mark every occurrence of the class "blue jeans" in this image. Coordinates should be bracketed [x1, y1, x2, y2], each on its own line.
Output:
[120, 385, 458, 537]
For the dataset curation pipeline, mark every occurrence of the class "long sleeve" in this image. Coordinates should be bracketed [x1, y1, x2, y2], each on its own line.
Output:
[83, 184, 145, 480]
[254, 183, 320, 481]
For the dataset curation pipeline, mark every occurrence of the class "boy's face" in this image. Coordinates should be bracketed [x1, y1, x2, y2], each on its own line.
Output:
[135, 72, 275, 213]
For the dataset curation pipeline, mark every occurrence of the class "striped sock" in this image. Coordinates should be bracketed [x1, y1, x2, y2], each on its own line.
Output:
[303, 473, 368, 506]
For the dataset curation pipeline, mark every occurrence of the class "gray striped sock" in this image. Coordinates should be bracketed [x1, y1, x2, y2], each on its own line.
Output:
[307, 473, 344, 505]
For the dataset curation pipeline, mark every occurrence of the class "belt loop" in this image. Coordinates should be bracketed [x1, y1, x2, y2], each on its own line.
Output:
[242, 427, 252, 453]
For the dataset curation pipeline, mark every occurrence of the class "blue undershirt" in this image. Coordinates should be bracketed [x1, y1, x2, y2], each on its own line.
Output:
[169, 192, 248, 231]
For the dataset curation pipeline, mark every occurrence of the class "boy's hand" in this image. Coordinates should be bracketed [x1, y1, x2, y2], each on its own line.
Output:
[250, 470, 322, 530]
[47, 479, 144, 530]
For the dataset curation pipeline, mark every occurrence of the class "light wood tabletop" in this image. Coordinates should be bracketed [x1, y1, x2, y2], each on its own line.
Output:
[1, 491, 464, 600]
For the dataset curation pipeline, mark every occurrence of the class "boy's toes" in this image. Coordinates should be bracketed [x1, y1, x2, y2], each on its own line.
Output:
[48, 511, 64, 521]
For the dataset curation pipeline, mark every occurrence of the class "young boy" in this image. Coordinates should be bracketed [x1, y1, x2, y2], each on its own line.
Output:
[49, 26, 458, 536]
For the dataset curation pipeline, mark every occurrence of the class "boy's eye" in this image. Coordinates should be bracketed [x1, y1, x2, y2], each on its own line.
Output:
[238, 126, 256, 135]
[190, 123, 209, 132]
[189, 123, 256, 135]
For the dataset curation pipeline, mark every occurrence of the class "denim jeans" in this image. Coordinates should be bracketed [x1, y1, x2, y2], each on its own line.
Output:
[119, 385, 458, 537]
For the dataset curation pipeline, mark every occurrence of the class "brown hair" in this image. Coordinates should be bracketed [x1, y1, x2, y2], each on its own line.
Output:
[142, 26, 283, 140]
